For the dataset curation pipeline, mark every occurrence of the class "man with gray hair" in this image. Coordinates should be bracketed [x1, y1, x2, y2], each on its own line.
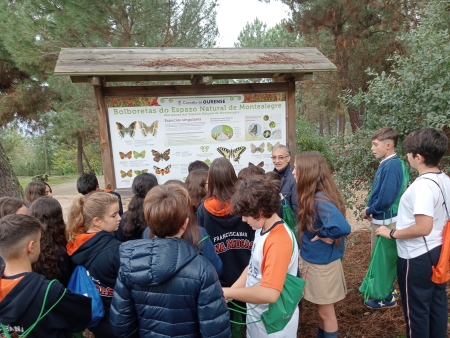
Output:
[272, 144, 298, 215]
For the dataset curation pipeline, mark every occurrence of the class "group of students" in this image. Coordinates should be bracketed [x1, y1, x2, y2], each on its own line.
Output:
[362, 127, 450, 338]
[0, 127, 447, 338]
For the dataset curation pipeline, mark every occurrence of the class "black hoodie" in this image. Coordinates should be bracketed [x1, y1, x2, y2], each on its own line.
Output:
[197, 198, 254, 287]
[0, 272, 91, 338]
[67, 231, 121, 338]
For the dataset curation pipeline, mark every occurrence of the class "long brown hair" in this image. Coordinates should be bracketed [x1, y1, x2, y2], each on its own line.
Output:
[185, 169, 208, 213]
[206, 158, 238, 203]
[67, 192, 118, 242]
[28, 197, 67, 280]
[295, 152, 346, 238]
[24, 182, 46, 204]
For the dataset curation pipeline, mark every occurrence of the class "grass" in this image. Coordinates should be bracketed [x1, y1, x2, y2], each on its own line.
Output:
[18, 174, 78, 190]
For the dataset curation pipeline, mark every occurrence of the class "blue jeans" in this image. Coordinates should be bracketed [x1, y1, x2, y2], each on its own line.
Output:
[397, 245, 447, 338]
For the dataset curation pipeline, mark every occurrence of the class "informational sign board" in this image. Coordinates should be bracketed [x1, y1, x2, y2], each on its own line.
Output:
[107, 93, 286, 187]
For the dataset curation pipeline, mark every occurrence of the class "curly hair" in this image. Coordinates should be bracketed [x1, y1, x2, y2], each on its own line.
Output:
[123, 173, 158, 239]
[28, 197, 68, 280]
[231, 176, 281, 219]
[185, 170, 208, 213]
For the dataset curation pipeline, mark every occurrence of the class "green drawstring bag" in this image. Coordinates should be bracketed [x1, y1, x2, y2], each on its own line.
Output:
[230, 229, 305, 334]
[281, 198, 298, 238]
[260, 273, 305, 334]
[359, 236, 398, 301]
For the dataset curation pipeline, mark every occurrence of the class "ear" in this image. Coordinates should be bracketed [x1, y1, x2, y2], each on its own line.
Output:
[181, 217, 189, 232]
[26, 240, 34, 254]
[416, 153, 426, 164]
[92, 216, 102, 227]
[95, 185, 100, 191]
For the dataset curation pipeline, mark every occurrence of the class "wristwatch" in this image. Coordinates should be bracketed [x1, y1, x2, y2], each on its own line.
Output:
[390, 229, 397, 240]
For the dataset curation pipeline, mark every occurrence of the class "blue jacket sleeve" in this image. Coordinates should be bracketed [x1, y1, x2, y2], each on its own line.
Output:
[316, 201, 351, 239]
[366, 165, 402, 216]
[110, 270, 139, 338]
[197, 261, 231, 338]
[198, 227, 223, 276]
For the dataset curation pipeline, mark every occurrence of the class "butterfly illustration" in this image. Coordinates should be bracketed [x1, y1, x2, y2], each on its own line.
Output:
[217, 146, 247, 163]
[151, 149, 170, 162]
[134, 169, 149, 175]
[116, 122, 137, 139]
[153, 165, 171, 175]
[249, 161, 264, 168]
[133, 150, 146, 159]
[200, 146, 209, 152]
[248, 124, 258, 137]
[120, 169, 133, 178]
[250, 143, 265, 154]
[139, 120, 159, 137]
[267, 141, 281, 152]
[119, 151, 132, 160]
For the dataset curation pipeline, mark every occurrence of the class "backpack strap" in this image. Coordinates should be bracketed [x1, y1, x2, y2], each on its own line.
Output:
[420, 177, 448, 266]
[1, 280, 66, 338]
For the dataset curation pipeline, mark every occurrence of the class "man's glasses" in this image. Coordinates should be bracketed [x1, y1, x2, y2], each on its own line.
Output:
[271, 155, 288, 160]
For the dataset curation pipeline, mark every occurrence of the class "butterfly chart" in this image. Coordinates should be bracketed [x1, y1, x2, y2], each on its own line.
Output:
[107, 93, 286, 188]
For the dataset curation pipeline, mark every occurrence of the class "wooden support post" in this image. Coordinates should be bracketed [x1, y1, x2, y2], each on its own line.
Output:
[92, 80, 116, 190]
[286, 80, 296, 165]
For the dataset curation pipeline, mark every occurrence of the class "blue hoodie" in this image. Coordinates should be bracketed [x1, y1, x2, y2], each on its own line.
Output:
[110, 238, 231, 338]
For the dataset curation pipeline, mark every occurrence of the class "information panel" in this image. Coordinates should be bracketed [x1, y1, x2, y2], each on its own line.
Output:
[107, 93, 286, 188]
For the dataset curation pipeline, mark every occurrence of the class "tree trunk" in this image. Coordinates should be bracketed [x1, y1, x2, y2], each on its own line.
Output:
[0, 141, 24, 199]
[77, 135, 84, 175]
[82, 148, 94, 173]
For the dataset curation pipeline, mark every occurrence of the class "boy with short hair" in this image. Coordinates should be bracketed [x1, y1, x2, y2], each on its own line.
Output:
[77, 173, 123, 215]
[362, 127, 408, 309]
[0, 214, 91, 337]
[110, 184, 230, 337]
[376, 128, 450, 338]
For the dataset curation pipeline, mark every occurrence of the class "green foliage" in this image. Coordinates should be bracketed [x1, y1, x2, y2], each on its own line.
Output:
[344, 0, 450, 137]
[331, 130, 377, 214]
[295, 115, 333, 167]
[52, 140, 102, 175]
[235, 18, 304, 48]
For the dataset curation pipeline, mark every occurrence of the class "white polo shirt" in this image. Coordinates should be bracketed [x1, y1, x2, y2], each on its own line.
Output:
[396, 172, 450, 259]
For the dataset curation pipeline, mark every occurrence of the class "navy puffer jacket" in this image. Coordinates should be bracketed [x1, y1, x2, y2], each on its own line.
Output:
[110, 238, 231, 338]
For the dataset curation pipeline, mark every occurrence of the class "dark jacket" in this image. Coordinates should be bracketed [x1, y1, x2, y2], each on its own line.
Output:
[142, 225, 223, 276]
[67, 231, 121, 338]
[197, 198, 254, 287]
[56, 244, 73, 288]
[110, 238, 231, 338]
[366, 155, 405, 221]
[274, 163, 298, 215]
[0, 272, 91, 338]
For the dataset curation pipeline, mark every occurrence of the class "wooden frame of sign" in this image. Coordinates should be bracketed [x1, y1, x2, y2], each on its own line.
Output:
[55, 48, 337, 190]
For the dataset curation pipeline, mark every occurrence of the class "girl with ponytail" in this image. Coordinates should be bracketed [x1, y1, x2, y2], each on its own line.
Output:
[66, 192, 122, 338]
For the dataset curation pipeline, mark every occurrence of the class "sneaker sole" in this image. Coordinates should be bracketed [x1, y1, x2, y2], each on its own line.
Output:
[365, 302, 397, 310]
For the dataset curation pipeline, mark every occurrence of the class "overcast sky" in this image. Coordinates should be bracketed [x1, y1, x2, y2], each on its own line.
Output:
[215, 0, 291, 47]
